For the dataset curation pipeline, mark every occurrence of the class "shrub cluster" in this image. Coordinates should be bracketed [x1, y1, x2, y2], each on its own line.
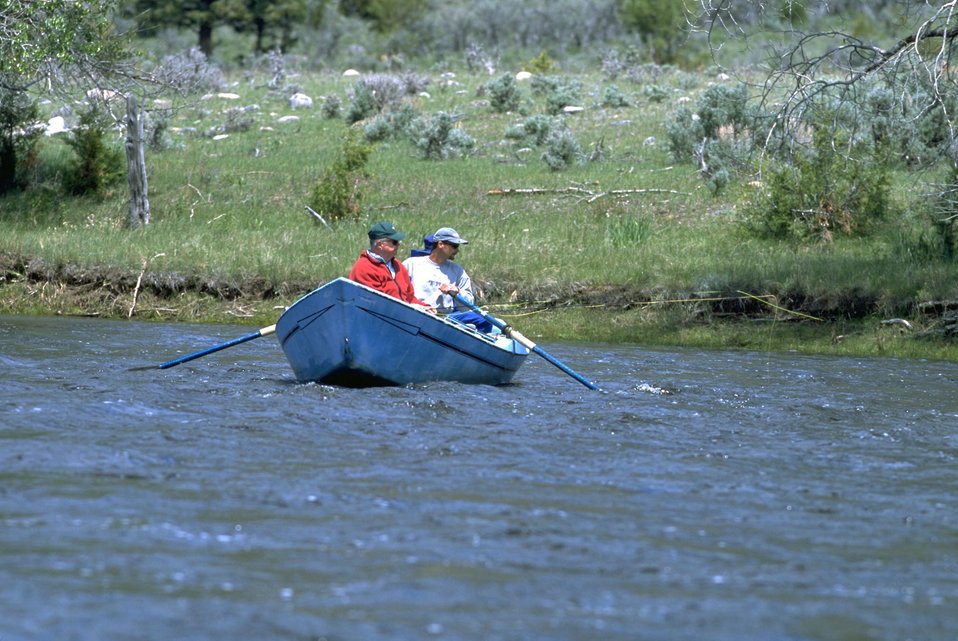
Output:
[504, 114, 555, 148]
[665, 81, 753, 187]
[503, 114, 583, 170]
[530, 75, 582, 115]
[413, 112, 475, 160]
[344, 72, 428, 124]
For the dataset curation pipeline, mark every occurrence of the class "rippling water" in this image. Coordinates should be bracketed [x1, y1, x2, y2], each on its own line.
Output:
[2, 315, 957, 640]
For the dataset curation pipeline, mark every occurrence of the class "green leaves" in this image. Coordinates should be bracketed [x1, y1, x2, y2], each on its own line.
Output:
[0, 0, 121, 78]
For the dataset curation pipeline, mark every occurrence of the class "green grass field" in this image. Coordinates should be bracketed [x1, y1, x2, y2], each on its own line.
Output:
[2, 64, 957, 358]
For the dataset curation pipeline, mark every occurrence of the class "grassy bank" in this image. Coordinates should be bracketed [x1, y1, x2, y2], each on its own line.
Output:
[2, 65, 957, 359]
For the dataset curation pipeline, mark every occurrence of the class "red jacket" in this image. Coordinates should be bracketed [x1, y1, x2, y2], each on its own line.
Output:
[348, 250, 428, 306]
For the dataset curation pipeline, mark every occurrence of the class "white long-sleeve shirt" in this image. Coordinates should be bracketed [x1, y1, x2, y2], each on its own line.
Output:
[402, 256, 474, 313]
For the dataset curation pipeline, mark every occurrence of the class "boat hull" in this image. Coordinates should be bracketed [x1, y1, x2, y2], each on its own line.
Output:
[275, 278, 529, 387]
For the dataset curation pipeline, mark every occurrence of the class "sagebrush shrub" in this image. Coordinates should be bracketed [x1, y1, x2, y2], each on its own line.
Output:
[503, 115, 553, 148]
[696, 83, 750, 139]
[666, 82, 752, 162]
[464, 42, 496, 74]
[362, 104, 419, 142]
[665, 81, 756, 191]
[150, 47, 225, 93]
[345, 74, 406, 124]
[486, 74, 522, 113]
[541, 124, 581, 170]
[538, 77, 581, 115]
[862, 78, 956, 167]
[602, 84, 630, 108]
[665, 106, 705, 163]
[321, 94, 342, 119]
[644, 84, 669, 103]
[146, 107, 175, 151]
[414, 112, 474, 160]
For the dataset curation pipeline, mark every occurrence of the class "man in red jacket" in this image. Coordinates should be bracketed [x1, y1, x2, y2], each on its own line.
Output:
[348, 221, 435, 313]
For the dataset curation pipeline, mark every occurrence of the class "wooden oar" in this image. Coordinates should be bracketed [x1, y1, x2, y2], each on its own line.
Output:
[157, 324, 277, 370]
[453, 295, 600, 391]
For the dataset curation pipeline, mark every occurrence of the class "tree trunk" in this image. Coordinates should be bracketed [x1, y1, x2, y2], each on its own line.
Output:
[255, 17, 265, 53]
[125, 94, 150, 228]
[199, 21, 213, 57]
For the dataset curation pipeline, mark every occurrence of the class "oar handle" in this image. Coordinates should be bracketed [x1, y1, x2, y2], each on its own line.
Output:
[453, 295, 599, 391]
[159, 325, 276, 369]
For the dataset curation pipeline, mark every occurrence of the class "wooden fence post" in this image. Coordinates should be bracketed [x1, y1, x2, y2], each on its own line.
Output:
[125, 94, 150, 227]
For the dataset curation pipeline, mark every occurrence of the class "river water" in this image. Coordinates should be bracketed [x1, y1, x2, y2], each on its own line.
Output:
[1, 314, 957, 641]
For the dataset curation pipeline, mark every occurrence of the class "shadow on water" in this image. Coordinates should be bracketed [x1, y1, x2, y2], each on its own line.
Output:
[2, 315, 957, 640]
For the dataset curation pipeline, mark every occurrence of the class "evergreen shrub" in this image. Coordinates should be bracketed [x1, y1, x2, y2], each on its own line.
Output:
[0, 88, 41, 194]
[63, 108, 124, 196]
[307, 129, 373, 221]
[746, 128, 893, 241]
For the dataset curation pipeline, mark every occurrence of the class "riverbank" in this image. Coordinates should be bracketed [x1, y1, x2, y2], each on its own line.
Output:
[3, 67, 958, 363]
[3, 251, 956, 361]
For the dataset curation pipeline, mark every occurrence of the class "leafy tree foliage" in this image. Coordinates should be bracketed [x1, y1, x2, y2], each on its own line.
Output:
[684, 2, 958, 243]
[0, 88, 39, 193]
[129, 0, 310, 56]
[0, 0, 123, 84]
[1, 0, 127, 195]
[618, 0, 687, 64]
[689, 1, 958, 165]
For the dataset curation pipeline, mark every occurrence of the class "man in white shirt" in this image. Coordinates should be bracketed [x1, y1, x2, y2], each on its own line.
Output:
[403, 227, 474, 313]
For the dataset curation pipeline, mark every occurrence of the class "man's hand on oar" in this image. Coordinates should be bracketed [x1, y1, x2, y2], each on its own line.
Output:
[453, 295, 600, 391]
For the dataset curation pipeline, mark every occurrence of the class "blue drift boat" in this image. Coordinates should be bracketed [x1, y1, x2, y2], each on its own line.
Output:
[274, 278, 529, 387]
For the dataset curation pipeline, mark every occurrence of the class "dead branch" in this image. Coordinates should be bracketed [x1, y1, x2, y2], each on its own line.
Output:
[487, 186, 689, 202]
[128, 253, 165, 318]
[304, 205, 332, 229]
[128, 259, 147, 319]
